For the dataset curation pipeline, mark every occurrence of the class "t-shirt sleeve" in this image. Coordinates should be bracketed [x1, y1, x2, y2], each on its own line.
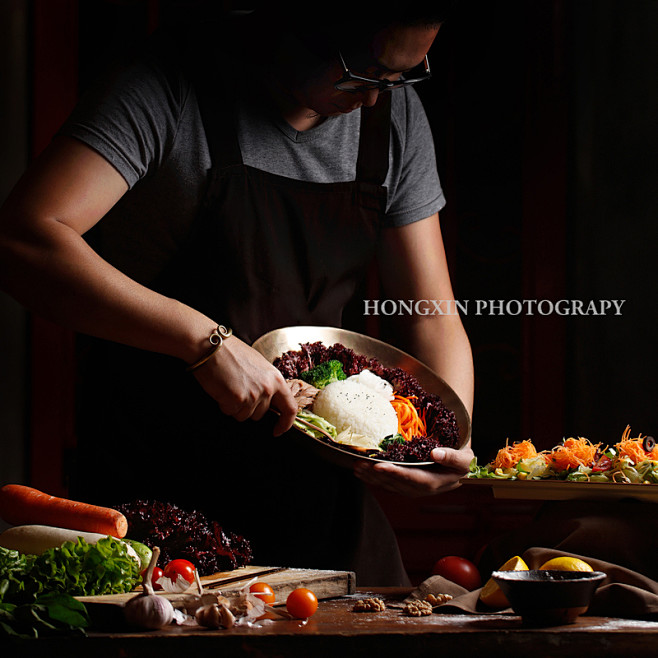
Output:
[58, 49, 188, 189]
[383, 87, 446, 227]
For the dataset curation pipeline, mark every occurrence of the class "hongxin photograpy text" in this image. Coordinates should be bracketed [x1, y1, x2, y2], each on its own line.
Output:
[362, 299, 626, 316]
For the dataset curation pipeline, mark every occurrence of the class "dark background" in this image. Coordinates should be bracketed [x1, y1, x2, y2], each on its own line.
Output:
[1, 0, 656, 582]
[423, 0, 657, 457]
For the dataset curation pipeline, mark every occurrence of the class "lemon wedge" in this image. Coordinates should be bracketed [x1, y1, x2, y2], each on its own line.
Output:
[539, 556, 593, 572]
[479, 555, 529, 608]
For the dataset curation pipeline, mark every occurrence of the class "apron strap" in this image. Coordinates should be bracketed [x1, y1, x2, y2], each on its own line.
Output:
[355, 92, 391, 186]
[194, 77, 244, 170]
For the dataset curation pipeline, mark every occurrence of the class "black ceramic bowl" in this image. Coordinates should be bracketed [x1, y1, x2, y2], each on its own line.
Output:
[492, 569, 607, 626]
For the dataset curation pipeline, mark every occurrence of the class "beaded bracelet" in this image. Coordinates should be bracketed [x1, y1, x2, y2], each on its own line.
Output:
[186, 325, 233, 372]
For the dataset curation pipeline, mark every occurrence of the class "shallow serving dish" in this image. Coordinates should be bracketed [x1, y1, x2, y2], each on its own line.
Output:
[461, 477, 658, 503]
[492, 569, 607, 626]
[252, 325, 471, 469]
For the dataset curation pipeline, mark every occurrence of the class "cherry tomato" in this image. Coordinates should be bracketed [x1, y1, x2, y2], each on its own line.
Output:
[286, 587, 318, 619]
[249, 581, 276, 604]
[141, 566, 164, 591]
[163, 559, 196, 584]
[432, 556, 482, 591]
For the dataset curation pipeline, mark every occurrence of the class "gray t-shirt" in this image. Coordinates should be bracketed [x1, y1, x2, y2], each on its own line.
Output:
[59, 37, 445, 284]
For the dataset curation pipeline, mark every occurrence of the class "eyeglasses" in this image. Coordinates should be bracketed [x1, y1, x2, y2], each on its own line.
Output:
[334, 51, 431, 92]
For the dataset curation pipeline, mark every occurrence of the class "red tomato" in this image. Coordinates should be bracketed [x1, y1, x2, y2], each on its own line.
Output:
[141, 566, 164, 591]
[286, 587, 318, 619]
[432, 556, 482, 590]
[163, 559, 196, 584]
[249, 581, 276, 604]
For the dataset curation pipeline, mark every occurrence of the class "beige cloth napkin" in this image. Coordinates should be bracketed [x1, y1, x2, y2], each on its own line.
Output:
[407, 499, 658, 619]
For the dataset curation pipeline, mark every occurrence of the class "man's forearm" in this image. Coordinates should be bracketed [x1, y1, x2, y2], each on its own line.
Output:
[0, 135, 218, 365]
[0, 215, 215, 364]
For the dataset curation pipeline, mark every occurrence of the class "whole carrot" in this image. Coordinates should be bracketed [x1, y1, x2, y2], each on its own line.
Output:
[0, 484, 128, 538]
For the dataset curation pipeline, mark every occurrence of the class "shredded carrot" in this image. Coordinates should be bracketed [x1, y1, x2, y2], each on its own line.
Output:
[615, 424, 658, 463]
[391, 394, 427, 441]
[546, 436, 600, 471]
[490, 439, 538, 469]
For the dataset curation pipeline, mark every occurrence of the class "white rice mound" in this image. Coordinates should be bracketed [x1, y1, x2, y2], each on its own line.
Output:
[346, 369, 394, 401]
[312, 377, 398, 442]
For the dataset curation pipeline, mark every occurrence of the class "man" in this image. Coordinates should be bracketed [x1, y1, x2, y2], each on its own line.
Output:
[0, 4, 473, 584]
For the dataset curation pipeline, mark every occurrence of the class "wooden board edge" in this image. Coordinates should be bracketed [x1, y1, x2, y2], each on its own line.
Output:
[76, 568, 356, 605]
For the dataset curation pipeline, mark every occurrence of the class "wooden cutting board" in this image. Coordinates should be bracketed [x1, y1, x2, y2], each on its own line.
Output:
[77, 565, 356, 606]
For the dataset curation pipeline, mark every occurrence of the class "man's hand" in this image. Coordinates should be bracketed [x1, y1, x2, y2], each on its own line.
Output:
[191, 335, 298, 436]
[353, 443, 474, 497]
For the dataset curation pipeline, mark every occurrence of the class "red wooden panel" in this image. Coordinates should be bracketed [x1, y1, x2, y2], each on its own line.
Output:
[28, 0, 80, 495]
[31, 0, 79, 158]
[28, 0, 163, 494]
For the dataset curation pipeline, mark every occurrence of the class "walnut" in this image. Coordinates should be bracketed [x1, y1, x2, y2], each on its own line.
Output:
[352, 597, 386, 612]
[425, 593, 453, 607]
[403, 600, 433, 617]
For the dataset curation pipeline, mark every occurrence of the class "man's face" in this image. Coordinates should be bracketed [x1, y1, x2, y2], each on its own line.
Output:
[284, 24, 440, 117]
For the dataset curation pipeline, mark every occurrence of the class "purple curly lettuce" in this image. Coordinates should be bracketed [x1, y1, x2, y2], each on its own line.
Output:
[116, 500, 252, 576]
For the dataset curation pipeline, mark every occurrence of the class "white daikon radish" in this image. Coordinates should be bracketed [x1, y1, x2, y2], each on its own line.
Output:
[0, 524, 140, 563]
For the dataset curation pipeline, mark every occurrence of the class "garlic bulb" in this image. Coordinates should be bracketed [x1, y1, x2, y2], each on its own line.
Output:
[124, 591, 175, 629]
[196, 603, 235, 629]
[124, 546, 175, 630]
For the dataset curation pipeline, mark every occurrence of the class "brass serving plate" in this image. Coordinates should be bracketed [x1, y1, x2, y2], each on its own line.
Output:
[252, 325, 471, 469]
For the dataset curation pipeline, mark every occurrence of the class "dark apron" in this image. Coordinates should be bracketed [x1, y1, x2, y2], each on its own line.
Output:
[72, 73, 410, 586]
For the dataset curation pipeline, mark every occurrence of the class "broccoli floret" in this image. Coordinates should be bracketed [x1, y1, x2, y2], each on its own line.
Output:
[299, 359, 346, 389]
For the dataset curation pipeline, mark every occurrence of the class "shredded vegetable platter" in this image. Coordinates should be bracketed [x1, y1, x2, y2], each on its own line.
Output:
[464, 427, 658, 502]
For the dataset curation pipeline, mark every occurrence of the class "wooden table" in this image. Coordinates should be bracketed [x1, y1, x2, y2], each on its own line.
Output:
[8, 588, 658, 658]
